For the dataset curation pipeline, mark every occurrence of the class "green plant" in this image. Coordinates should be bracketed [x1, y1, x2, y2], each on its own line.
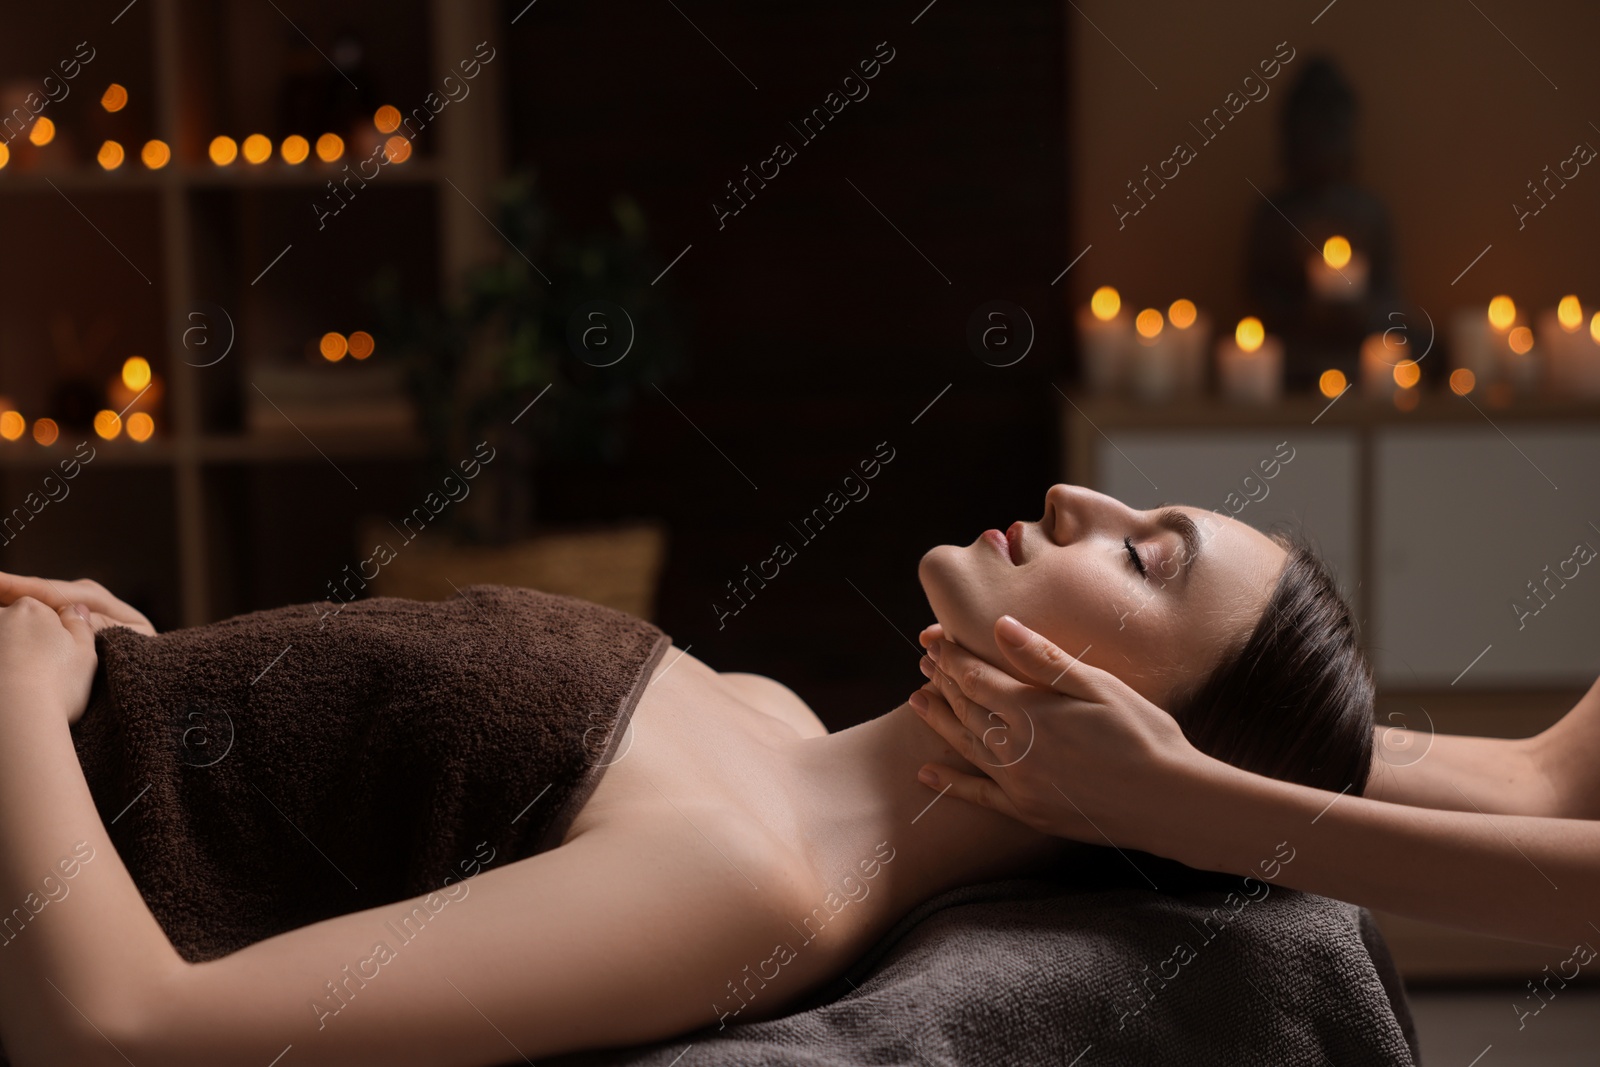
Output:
[371, 172, 682, 542]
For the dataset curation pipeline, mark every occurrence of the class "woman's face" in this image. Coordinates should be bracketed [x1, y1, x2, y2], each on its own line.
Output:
[918, 484, 1287, 704]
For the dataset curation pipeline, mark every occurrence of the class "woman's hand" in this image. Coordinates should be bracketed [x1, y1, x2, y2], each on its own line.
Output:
[0, 596, 98, 726]
[910, 615, 1219, 854]
[0, 572, 156, 636]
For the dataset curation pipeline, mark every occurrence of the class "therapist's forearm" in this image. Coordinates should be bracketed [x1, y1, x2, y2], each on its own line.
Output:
[1169, 760, 1600, 948]
[0, 709, 185, 1065]
[1363, 731, 1562, 816]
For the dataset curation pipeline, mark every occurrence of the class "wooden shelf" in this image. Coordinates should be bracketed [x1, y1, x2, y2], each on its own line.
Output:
[1057, 386, 1600, 430]
[0, 0, 505, 627]
[0, 161, 439, 192]
[0, 433, 426, 468]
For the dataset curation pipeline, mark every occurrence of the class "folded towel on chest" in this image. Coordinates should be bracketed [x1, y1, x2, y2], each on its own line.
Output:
[70, 584, 670, 963]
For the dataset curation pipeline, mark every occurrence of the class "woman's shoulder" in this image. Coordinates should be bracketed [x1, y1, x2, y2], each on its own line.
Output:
[717, 672, 828, 738]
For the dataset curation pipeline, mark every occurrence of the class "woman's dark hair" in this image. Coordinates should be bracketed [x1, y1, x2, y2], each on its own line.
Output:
[1169, 535, 1374, 795]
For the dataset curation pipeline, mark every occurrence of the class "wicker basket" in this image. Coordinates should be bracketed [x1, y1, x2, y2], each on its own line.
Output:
[362, 521, 667, 622]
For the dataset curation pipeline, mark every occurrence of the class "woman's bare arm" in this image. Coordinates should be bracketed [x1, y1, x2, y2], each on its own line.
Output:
[0, 598, 807, 1066]
[0, 598, 176, 1066]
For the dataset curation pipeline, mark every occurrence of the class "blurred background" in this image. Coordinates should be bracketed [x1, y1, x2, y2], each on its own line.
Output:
[2, 1, 1599, 1056]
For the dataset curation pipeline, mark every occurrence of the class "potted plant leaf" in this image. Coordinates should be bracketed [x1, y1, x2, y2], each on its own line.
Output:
[365, 172, 682, 618]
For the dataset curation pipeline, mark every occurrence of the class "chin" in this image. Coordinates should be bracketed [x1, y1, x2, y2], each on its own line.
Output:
[917, 543, 1001, 662]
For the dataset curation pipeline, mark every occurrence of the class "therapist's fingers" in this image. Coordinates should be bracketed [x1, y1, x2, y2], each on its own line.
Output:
[917, 622, 945, 648]
[909, 683, 993, 769]
[925, 641, 1043, 732]
[991, 614, 1118, 701]
[915, 762, 1024, 822]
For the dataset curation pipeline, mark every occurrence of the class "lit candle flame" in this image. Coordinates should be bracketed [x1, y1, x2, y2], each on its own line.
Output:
[1322, 236, 1352, 270]
[122, 356, 152, 391]
[1487, 295, 1516, 331]
[1135, 308, 1164, 339]
[1090, 286, 1121, 322]
[1167, 299, 1197, 329]
[1235, 317, 1265, 353]
[1558, 295, 1583, 332]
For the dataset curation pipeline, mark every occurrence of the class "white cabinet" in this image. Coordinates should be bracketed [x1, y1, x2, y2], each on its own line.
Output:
[1375, 427, 1600, 686]
[1066, 394, 1600, 689]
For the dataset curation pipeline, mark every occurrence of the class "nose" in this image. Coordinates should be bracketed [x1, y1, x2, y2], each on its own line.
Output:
[1043, 484, 1130, 544]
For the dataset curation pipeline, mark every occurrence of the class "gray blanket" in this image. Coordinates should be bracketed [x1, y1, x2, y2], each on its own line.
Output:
[548, 865, 1419, 1067]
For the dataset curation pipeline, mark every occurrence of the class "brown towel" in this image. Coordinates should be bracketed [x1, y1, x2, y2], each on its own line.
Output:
[70, 584, 670, 963]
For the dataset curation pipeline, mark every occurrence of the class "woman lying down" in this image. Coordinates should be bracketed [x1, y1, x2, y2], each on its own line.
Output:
[0, 484, 1371, 1067]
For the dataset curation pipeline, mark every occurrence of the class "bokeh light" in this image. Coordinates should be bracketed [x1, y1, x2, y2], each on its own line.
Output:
[0, 412, 24, 441]
[97, 140, 125, 171]
[1234, 317, 1265, 353]
[93, 410, 123, 440]
[1508, 326, 1534, 355]
[1449, 368, 1476, 396]
[141, 139, 171, 169]
[1167, 299, 1197, 329]
[242, 134, 272, 164]
[383, 136, 412, 163]
[209, 135, 239, 165]
[101, 83, 128, 112]
[1089, 286, 1120, 322]
[374, 105, 402, 133]
[315, 133, 344, 162]
[1318, 369, 1347, 398]
[1135, 308, 1164, 339]
[1392, 359, 1421, 389]
[1487, 295, 1516, 331]
[281, 135, 310, 165]
[320, 332, 349, 361]
[1558, 295, 1583, 331]
[1592, 312, 1600, 345]
[29, 117, 55, 146]
[348, 331, 375, 360]
[1322, 235, 1352, 269]
[126, 412, 155, 442]
[122, 356, 152, 391]
[32, 418, 59, 446]
[0, 142, 9, 171]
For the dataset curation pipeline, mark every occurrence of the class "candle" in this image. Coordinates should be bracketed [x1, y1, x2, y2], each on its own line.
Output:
[1360, 333, 1408, 400]
[1129, 307, 1178, 403]
[1216, 317, 1283, 404]
[1076, 286, 1133, 395]
[1537, 296, 1600, 395]
[1502, 325, 1539, 394]
[1449, 296, 1515, 387]
[1307, 235, 1370, 303]
[1166, 298, 1210, 394]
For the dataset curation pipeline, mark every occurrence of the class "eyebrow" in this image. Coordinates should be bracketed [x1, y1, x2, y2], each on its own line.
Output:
[1155, 507, 1203, 575]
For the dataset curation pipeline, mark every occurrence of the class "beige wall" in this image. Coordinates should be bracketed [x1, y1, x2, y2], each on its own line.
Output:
[1068, 0, 1600, 332]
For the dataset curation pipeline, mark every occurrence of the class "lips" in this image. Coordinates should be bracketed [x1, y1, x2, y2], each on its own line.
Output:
[1005, 522, 1024, 565]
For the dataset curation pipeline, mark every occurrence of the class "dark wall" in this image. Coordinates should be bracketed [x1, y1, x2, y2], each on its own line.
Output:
[506, 1, 1069, 725]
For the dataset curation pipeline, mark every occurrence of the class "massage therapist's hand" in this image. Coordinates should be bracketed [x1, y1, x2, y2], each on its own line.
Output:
[0, 595, 98, 726]
[0, 572, 156, 635]
[910, 615, 1218, 853]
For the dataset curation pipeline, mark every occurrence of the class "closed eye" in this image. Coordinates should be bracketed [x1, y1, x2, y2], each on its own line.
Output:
[1123, 535, 1146, 576]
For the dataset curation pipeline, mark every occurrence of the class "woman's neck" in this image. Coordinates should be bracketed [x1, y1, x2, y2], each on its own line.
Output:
[786, 701, 1069, 914]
